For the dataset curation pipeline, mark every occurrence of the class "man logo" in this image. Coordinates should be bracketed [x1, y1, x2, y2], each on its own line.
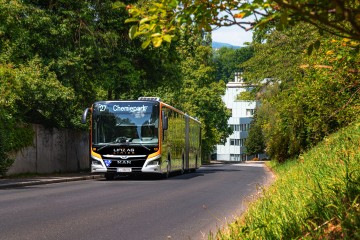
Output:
[117, 160, 131, 164]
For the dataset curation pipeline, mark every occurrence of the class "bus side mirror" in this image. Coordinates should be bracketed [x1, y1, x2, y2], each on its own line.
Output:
[162, 111, 168, 130]
[81, 108, 90, 124]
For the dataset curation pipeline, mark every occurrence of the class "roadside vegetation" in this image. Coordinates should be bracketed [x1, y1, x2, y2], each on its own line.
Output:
[0, 1, 233, 174]
[222, 18, 359, 239]
[243, 22, 359, 163]
[216, 117, 360, 239]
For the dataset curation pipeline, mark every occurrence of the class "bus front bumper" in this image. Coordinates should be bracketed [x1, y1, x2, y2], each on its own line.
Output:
[90, 156, 162, 174]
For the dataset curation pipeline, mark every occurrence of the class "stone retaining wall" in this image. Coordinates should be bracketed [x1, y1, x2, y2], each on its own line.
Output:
[8, 124, 89, 174]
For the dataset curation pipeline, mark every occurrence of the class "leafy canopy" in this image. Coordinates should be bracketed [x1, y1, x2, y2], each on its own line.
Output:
[119, 0, 360, 48]
[245, 23, 360, 162]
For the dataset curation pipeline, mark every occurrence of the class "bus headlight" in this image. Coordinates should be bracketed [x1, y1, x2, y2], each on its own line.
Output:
[91, 154, 103, 165]
[144, 153, 161, 171]
[147, 160, 160, 166]
[92, 160, 102, 165]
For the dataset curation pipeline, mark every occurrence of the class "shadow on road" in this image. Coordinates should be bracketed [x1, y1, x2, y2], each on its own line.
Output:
[98, 165, 243, 181]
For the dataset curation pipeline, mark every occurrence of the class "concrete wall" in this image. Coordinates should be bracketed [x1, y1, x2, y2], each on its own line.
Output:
[7, 124, 89, 174]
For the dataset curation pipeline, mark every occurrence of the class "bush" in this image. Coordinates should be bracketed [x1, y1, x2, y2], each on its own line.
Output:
[0, 110, 33, 176]
[0, 155, 14, 176]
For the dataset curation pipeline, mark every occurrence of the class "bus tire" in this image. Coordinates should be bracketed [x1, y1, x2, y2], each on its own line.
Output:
[164, 160, 171, 179]
[181, 154, 185, 175]
[105, 173, 115, 180]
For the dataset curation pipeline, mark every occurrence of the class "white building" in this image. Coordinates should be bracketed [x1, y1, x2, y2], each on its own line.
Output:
[216, 74, 259, 161]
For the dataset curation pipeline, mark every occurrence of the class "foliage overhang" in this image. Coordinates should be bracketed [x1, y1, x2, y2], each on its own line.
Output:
[115, 0, 360, 48]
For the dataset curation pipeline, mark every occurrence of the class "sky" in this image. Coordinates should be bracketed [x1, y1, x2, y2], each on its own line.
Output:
[212, 25, 253, 46]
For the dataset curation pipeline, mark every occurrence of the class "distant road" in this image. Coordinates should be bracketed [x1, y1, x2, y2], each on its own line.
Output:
[0, 163, 273, 240]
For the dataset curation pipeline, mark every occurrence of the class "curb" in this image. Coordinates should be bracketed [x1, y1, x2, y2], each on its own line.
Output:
[0, 174, 103, 189]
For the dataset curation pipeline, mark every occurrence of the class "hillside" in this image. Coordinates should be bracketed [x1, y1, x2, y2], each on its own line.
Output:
[217, 119, 360, 239]
[212, 42, 241, 49]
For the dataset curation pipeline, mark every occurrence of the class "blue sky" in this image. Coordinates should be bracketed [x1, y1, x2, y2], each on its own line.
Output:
[212, 25, 253, 46]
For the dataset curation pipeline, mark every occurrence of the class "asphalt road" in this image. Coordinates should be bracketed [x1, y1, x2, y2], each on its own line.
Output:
[0, 163, 273, 240]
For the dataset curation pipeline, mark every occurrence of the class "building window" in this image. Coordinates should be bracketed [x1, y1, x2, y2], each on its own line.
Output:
[240, 138, 246, 146]
[230, 124, 240, 132]
[240, 124, 250, 131]
[230, 139, 240, 146]
[230, 154, 240, 161]
[246, 109, 255, 116]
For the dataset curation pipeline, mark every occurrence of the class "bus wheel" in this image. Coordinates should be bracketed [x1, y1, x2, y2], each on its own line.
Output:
[180, 154, 185, 174]
[105, 173, 115, 180]
[164, 160, 171, 179]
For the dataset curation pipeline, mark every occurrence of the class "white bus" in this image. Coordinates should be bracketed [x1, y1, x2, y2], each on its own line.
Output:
[81, 97, 201, 180]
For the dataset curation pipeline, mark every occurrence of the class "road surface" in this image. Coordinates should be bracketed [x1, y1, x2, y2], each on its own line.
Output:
[0, 162, 272, 240]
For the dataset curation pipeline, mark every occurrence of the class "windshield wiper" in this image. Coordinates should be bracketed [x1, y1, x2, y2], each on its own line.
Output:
[128, 142, 150, 151]
[96, 142, 123, 151]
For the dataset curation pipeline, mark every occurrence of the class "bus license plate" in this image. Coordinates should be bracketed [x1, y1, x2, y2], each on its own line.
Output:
[117, 168, 132, 173]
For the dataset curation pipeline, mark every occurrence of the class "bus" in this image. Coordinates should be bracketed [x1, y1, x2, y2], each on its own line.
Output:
[81, 97, 201, 180]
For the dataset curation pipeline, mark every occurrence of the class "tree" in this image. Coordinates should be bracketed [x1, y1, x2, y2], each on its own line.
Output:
[241, 24, 314, 83]
[265, 0, 360, 40]
[213, 46, 254, 83]
[245, 115, 266, 156]
[0, 0, 186, 172]
[0, 0, 185, 127]
[121, 0, 360, 48]
[175, 33, 232, 161]
[0, 64, 33, 175]
[1, 0, 234, 169]
[244, 23, 359, 162]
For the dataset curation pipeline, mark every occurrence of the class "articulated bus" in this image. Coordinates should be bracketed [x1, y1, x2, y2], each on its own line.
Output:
[81, 97, 201, 180]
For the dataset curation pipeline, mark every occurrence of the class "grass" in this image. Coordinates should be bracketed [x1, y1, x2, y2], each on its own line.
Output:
[215, 119, 360, 239]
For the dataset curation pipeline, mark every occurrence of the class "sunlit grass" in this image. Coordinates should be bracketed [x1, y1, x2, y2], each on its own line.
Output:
[215, 119, 360, 239]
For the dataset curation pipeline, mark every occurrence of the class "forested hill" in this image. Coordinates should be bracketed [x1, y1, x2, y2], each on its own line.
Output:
[212, 42, 241, 49]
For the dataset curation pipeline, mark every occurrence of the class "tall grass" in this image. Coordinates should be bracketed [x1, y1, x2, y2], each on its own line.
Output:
[216, 119, 360, 239]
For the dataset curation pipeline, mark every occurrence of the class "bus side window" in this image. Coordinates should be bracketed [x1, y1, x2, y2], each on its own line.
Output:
[162, 110, 168, 141]
[162, 110, 168, 130]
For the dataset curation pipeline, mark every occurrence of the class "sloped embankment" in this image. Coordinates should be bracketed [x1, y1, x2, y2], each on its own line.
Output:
[217, 119, 360, 239]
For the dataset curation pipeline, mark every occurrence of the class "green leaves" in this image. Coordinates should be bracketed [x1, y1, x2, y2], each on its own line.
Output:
[175, 38, 232, 159]
[124, 0, 180, 48]
[14, 57, 75, 127]
[213, 47, 254, 82]
[0, 0, 186, 129]
[129, 25, 139, 39]
[112, 1, 126, 9]
[124, 0, 359, 49]
[245, 117, 266, 156]
[246, 23, 360, 162]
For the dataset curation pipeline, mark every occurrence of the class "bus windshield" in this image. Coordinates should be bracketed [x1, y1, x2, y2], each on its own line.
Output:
[92, 101, 159, 146]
